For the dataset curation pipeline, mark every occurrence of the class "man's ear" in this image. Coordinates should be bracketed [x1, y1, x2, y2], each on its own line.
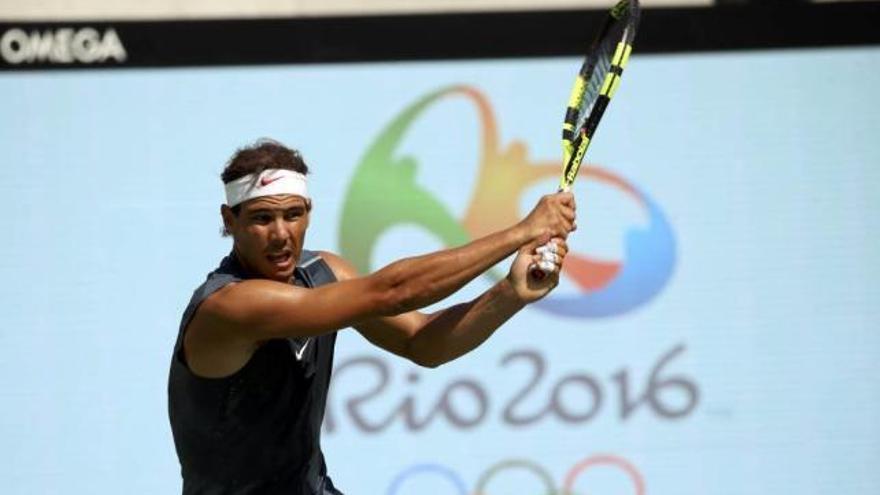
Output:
[220, 204, 235, 237]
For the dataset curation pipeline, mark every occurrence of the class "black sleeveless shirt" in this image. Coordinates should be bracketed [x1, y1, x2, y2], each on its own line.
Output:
[168, 250, 342, 494]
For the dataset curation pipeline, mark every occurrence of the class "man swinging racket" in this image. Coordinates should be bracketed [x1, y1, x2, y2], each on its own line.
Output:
[168, 140, 576, 494]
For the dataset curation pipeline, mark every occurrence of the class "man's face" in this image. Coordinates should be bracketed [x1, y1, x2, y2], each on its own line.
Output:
[222, 194, 310, 282]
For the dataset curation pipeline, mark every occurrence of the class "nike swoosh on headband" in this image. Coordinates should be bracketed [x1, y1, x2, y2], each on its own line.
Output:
[260, 175, 284, 187]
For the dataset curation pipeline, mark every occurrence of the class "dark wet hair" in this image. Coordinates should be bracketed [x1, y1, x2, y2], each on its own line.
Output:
[221, 139, 311, 235]
[223, 138, 309, 183]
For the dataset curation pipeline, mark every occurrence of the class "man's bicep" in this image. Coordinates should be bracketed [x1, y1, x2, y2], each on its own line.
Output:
[207, 278, 386, 341]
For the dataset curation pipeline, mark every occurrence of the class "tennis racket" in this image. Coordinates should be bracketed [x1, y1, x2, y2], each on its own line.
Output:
[531, 0, 641, 280]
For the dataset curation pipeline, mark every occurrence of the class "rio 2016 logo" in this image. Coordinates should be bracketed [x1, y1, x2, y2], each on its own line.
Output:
[339, 86, 675, 317]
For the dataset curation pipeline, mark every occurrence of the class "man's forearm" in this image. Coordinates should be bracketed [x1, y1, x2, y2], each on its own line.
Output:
[407, 278, 524, 367]
[372, 225, 528, 315]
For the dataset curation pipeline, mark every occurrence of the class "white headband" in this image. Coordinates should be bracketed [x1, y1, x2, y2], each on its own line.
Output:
[224, 169, 310, 207]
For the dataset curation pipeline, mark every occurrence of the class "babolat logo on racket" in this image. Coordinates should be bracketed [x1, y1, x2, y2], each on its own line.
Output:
[567, 139, 590, 185]
[0, 27, 127, 65]
[340, 86, 676, 319]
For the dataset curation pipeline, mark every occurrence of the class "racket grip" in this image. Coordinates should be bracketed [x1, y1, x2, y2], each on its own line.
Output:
[528, 186, 570, 281]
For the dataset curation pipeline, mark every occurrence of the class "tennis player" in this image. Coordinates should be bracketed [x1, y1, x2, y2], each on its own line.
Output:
[168, 140, 575, 494]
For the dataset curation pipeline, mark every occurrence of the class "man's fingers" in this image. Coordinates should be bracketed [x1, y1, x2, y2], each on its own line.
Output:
[540, 252, 560, 266]
[549, 238, 569, 258]
[534, 237, 569, 272]
[529, 192, 577, 241]
[536, 258, 558, 273]
[556, 191, 575, 206]
[537, 239, 570, 256]
[536, 241, 557, 255]
[549, 217, 574, 237]
[523, 232, 551, 257]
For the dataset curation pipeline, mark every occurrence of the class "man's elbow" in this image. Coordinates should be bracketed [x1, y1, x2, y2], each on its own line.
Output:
[404, 335, 447, 369]
[408, 351, 444, 369]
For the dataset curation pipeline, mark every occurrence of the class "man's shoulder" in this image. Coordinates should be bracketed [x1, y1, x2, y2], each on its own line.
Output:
[185, 258, 237, 301]
[313, 250, 359, 281]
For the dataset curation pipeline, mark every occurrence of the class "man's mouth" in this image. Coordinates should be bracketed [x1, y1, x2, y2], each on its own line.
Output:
[267, 251, 293, 269]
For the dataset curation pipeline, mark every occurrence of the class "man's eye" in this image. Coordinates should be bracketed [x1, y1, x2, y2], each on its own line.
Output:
[285, 211, 302, 221]
[253, 214, 272, 223]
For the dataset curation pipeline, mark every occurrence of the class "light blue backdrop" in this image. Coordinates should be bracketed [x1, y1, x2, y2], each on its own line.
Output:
[1, 47, 878, 494]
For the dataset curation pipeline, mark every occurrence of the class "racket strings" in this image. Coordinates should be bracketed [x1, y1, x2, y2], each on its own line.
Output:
[560, 0, 639, 182]
[568, 11, 632, 138]
[579, 49, 613, 128]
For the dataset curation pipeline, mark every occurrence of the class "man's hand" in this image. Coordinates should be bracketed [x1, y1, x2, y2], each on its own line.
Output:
[507, 237, 569, 303]
[518, 192, 577, 243]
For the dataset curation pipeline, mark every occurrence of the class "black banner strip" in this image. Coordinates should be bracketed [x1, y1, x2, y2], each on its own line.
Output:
[1, 1, 878, 71]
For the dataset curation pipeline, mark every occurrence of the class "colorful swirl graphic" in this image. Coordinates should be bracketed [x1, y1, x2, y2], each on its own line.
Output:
[339, 86, 675, 317]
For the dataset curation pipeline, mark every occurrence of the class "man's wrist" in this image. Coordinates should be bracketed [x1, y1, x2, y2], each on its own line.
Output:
[508, 222, 531, 247]
[498, 276, 527, 311]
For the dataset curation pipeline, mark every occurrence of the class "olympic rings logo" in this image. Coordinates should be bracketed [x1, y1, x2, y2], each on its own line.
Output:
[386, 455, 645, 495]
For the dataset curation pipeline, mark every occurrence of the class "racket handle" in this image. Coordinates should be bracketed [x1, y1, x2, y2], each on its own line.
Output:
[528, 186, 569, 281]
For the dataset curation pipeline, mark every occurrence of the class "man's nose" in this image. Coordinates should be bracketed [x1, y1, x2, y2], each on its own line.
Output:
[268, 217, 290, 241]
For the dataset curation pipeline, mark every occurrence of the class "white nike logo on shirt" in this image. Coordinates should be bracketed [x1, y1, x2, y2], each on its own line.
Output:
[295, 339, 311, 360]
